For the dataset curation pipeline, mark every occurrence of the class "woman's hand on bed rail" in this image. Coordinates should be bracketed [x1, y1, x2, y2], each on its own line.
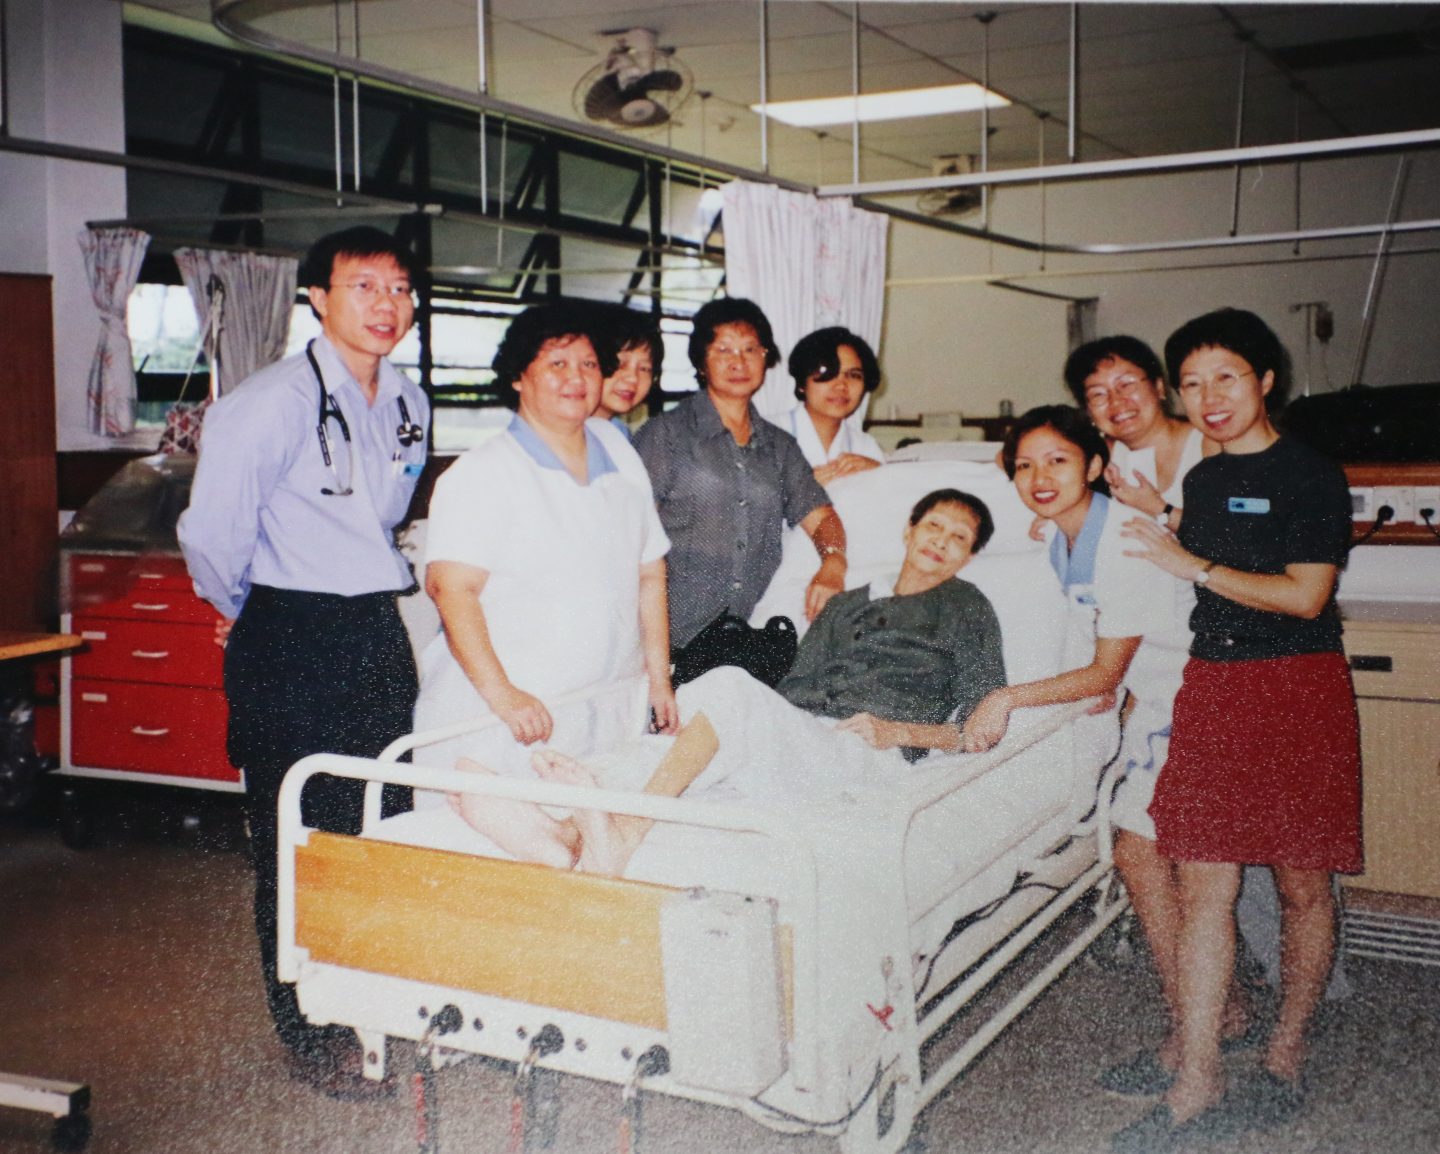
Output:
[960, 690, 1012, 753]
[490, 681, 554, 745]
[838, 712, 963, 754]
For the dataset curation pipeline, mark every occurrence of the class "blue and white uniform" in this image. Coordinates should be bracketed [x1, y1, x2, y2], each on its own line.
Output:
[414, 414, 668, 777]
[1049, 494, 1193, 838]
[776, 405, 886, 471]
[180, 334, 427, 618]
[177, 330, 430, 1063]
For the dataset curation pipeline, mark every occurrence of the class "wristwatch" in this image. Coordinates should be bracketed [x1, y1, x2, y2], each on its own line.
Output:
[1194, 559, 1217, 586]
[1155, 503, 1175, 526]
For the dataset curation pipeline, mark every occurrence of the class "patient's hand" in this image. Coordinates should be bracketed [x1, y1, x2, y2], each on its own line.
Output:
[1027, 514, 1048, 543]
[814, 454, 881, 487]
[961, 690, 1011, 753]
[490, 682, 553, 745]
[837, 712, 904, 750]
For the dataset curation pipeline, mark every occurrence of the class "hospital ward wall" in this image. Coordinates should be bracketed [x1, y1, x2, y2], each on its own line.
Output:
[877, 151, 1440, 418]
[0, 0, 129, 453]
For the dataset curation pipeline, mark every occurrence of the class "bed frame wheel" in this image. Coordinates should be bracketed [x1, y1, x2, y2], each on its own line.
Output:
[57, 788, 95, 851]
[1086, 910, 1140, 973]
[52, 1111, 92, 1152]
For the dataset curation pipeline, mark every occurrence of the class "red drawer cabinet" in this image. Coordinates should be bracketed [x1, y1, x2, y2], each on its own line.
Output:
[72, 616, 223, 689]
[71, 679, 235, 782]
[61, 551, 242, 790]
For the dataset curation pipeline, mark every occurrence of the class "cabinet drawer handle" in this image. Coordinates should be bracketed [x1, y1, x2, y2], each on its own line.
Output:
[80, 630, 108, 641]
[78, 562, 107, 573]
[137, 572, 166, 580]
[131, 650, 171, 660]
[130, 726, 171, 738]
[1349, 654, 1393, 673]
[130, 602, 171, 612]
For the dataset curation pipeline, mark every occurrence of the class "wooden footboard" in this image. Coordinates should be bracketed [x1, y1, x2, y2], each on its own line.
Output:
[294, 832, 678, 1029]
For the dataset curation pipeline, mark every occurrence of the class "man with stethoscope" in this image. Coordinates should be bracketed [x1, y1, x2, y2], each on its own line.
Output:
[178, 226, 429, 1099]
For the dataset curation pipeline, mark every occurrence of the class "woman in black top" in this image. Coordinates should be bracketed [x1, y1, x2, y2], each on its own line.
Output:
[1118, 309, 1360, 1146]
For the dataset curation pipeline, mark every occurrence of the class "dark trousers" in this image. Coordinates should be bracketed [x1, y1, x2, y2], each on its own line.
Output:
[225, 584, 417, 1060]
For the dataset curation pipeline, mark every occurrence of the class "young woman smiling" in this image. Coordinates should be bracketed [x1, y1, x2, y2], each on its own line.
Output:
[1117, 310, 1359, 1147]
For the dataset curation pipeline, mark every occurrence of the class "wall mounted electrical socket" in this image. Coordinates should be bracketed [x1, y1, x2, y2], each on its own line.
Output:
[1349, 487, 1375, 522]
[1374, 486, 1416, 526]
[1413, 486, 1440, 526]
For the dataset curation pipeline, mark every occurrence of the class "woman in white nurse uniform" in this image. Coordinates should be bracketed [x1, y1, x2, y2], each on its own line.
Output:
[413, 303, 675, 866]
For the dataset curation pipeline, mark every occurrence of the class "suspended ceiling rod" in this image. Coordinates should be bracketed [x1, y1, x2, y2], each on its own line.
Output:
[850, 2, 860, 186]
[867, 198, 1440, 256]
[477, 0, 489, 216]
[1067, 3, 1078, 162]
[1349, 157, 1410, 386]
[978, 11, 995, 228]
[331, 0, 343, 197]
[759, 0, 770, 175]
[1229, 36, 1249, 237]
[885, 241, 1440, 289]
[821, 127, 1440, 197]
[351, 0, 362, 192]
[210, 0, 810, 194]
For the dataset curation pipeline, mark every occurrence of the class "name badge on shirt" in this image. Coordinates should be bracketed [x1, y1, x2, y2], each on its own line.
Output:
[1228, 497, 1271, 514]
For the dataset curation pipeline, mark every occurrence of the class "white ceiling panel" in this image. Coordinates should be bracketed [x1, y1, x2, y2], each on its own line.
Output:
[134, 1, 1440, 183]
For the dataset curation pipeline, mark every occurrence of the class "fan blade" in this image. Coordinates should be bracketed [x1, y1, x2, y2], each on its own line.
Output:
[639, 68, 685, 95]
[583, 73, 628, 122]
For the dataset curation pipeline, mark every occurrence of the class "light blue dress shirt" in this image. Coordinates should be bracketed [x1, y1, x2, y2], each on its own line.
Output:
[177, 334, 430, 618]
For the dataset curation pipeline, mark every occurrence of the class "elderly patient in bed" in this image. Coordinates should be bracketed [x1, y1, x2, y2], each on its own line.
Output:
[452, 488, 1007, 874]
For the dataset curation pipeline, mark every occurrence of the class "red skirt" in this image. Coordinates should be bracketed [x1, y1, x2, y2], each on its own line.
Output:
[1150, 652, 1363, 872]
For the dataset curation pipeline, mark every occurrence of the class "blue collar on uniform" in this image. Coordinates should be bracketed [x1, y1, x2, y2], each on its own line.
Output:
[1049, 492, 1109, 590]
[508, 413, 617, 482]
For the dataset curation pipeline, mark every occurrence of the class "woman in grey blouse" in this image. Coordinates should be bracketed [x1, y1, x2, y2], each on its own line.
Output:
[633, 298, 848, 655]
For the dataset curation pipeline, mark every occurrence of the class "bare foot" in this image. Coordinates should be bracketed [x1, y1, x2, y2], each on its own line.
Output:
[1263, 1032, 1307, 1084]
[449, 757, 579, 869]
[531, 750, 634, 877]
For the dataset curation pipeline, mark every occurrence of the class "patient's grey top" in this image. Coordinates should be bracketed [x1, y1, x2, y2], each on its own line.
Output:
[778, 577, 1007, 762]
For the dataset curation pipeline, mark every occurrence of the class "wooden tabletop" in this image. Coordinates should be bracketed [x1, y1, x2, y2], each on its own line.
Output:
[0, 631, 83, 663]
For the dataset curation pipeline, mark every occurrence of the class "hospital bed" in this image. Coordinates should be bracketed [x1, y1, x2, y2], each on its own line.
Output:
[276, 459, 1130, 1153]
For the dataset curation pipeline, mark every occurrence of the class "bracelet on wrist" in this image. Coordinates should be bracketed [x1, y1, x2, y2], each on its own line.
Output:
[1193, 559, 1217, 586]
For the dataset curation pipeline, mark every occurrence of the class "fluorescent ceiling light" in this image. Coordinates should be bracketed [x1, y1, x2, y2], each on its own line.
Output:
[752, 83, 1009, 128]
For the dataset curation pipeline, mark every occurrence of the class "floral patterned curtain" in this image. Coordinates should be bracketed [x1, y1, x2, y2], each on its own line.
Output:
[720, 182, 889, 423]
[78, 227, 150, 436]
[173, 248, 299, 396]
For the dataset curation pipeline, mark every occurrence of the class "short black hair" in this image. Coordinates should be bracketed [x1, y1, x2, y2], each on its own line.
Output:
[909, 488, 995, 554]
[1062, 336, 1165, 405]
[299, 226, 419, 291]
[1001, 404, 1110, 484]
[687, 298, 781, 382]
[491, 302, 620, 399]
[788, 327, 881, 402]
[1163, 308, 1291, 410]
[598, 305, 665, 378]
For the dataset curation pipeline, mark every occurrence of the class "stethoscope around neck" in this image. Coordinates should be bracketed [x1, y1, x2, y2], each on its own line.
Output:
[307, 340, 424, 497]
